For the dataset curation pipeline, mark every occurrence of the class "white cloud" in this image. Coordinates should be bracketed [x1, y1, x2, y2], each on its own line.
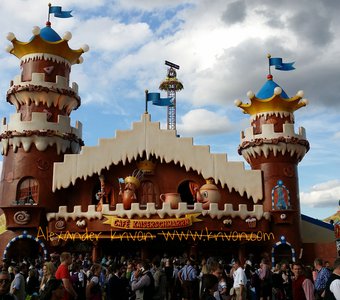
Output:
[72, 17, 152, 53]
[300, 179, 340, 207]
[177, 108, 233, 136]
[114, 0, 195, 11]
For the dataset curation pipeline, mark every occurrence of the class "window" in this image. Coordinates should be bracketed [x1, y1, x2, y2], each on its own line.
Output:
[16, 177, 39, 205]
[140, 181, 156, 205]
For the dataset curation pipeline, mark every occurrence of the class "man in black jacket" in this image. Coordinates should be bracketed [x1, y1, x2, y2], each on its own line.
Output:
[0, 271, 16, 300]
[324, 258, 340, 300]
[106, 264, 128, 300]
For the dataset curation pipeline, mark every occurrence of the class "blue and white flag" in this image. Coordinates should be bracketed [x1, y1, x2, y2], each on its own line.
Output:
[269, 57, 295, 71]
[147, 92, 174, 106]
[49, 6, 73, 18]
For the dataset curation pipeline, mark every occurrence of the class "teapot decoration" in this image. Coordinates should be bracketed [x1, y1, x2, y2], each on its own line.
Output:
[195, 178, 221, 209]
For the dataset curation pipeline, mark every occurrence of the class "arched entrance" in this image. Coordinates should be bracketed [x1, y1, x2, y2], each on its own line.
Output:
[3, 231, 48, 261]
[271, 236, 296, 265]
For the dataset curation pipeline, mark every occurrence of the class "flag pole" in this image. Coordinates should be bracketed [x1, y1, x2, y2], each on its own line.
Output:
[145, 90, 148, 114]
[267, 53, 271, 75]
[47, 3, 51, 23]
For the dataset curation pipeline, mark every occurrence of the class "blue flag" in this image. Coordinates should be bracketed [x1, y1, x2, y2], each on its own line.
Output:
[269, 57, 295, 71]
[147, 92, 174, 106]
[49, 6, 73, 18]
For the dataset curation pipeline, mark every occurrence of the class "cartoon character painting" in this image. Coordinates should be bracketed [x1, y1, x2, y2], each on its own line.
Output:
[195, 178, 221, 209]
[95, 175, 114, 211]
[272, 180, 290, 210]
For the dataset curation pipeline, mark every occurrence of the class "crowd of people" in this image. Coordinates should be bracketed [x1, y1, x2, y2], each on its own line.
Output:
[0, 251, 340, 300]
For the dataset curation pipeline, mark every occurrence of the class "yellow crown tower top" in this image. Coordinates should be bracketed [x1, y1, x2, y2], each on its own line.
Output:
[234, 74, 308, 116]
[6, 22, 89, 65]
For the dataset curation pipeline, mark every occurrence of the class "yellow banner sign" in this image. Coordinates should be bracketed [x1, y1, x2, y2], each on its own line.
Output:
[103, 214, 202, 230]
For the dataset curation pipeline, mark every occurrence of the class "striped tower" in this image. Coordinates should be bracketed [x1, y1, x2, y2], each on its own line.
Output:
[0, 21, 88, 259]
[235, 74, 310, 261]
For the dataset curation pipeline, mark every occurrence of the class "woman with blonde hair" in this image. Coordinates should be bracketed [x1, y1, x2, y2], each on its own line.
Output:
[86, 263, 102, 300]
[39, 261, 56, 293]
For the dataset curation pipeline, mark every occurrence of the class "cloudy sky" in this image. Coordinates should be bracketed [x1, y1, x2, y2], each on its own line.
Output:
[0, 0, 339, 220]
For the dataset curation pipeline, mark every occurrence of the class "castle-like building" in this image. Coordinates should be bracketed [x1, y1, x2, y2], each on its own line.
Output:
[0, 18, 336, 264]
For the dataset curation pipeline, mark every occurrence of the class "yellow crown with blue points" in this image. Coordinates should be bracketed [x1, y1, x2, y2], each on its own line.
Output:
[6, 23, 89, 65]
[234, 74, 308, 115]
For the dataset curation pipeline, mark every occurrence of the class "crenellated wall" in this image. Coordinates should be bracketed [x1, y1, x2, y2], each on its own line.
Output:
[7, 72, 80, 113]
[240, 123, 309, 163]
[241, 123, 306, 141]
[46, 203, 271, 221]
[0, 112, 82, 155]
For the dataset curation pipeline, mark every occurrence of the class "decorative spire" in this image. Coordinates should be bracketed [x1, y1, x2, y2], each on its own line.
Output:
[159, 61, 183, 91]
[234, 55, 307, 115]
[6, 4, 87, 65]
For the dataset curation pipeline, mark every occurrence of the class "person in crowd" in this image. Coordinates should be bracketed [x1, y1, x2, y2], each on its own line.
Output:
[40, 278, 65, 300]
[77, 264, 87, 299]
[178, 256, 198, 300]
[244, 260, 255, 300]
[106, 263, 128, 300]
[6, 267, 14, 283]
[51, 253, 60, 269]
[70, 263, 84, 300]
[201, 259, 208, 277]
[291, 262, 315, 300]
[40, 261, 56, 293]
[131, 261, 155, 300]
[55, 252, 78, 300]
[201, 258, 213, 298]
[313, 258, 331, 299]
[152, 259, 167, 300]
[271, 264, 284, 300]
[126, 261, 134, 281]
[164, 256, 174, 300]
[207, 259, 224, 300]
[216, 272, 228, 300]
[0, 271, 16, 300]
[258, 259, 271, 300]
[232, 259, 247, 300]
[325, 261, 332, 272]
[172, 258, 182, 300]
[86, 263, 102, 300]
[324, 257, 340, 300]
[10, 266, 26, 300]
[201, 274, 218, 300]
[279, 262, 292, 300]
[26, 268, 39, 297]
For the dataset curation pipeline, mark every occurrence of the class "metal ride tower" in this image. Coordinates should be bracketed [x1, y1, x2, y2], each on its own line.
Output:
[159, 61, 183, 130]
